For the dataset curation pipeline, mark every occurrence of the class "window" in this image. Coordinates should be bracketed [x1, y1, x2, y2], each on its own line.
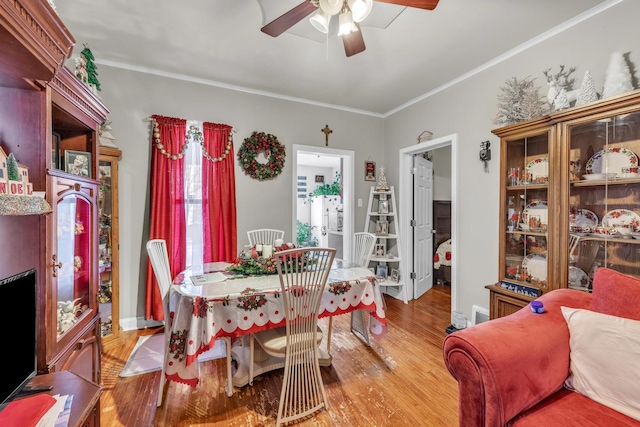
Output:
[184, 123, 204, 267]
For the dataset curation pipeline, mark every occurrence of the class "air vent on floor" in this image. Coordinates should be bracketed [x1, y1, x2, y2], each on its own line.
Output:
[472, 305, 490, 325]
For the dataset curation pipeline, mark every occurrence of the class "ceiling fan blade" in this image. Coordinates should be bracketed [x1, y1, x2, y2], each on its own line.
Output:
[261, 1, 318, 37]
[374, 0, 439, 10]
[343, 24, 366, 57]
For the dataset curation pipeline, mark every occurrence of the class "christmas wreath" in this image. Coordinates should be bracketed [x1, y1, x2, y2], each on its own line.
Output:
[237, 131, 286, 181]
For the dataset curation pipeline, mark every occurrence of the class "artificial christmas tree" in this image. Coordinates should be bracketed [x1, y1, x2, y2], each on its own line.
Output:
[602, 52, 633, 99]
[575, 70, 599, 106]
[80, 44, 101, 92]
[493, 77, 548, 126]
[553, 89, 571, 111]
[6, 153, 19, 181]
[376, 167, 390, 191]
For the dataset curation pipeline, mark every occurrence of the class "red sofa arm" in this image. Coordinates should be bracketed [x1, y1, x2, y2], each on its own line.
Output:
[443, 289, 592, 427]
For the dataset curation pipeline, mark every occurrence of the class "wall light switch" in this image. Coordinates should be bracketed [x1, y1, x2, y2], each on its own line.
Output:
[357, 198, 362, 207]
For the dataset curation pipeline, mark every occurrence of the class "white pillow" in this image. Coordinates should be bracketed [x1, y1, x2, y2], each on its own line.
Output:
[561, 306, 640, 421]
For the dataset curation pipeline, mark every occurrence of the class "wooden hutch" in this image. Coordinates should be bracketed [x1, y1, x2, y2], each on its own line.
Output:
[0, 1, 108, 424]
[488, 90, 640, 318]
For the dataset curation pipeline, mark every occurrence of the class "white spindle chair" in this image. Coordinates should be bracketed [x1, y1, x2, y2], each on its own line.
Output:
[247, 229, 285, 247]
[350, 232, 377, 345]
[146, 239, 232, 407]
[250, 247, 336, 426]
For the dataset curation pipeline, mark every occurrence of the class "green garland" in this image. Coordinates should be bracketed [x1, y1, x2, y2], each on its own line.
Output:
[237, 131, 286, 181]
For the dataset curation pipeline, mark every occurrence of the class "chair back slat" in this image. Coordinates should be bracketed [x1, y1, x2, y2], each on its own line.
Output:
[247, 228, 285, 247]
[352, 232, 376, 267]
[273, 247, 335, 425]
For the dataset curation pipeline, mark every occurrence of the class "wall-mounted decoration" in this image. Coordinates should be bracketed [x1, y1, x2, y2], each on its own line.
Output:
[418, 131, 433, 144]
[315, 175, 324, 183]
[480, 141, 491, 173]
[65, 150, 92, 178]
[237, 131, 286, 181]
[365, 160, 376, 181]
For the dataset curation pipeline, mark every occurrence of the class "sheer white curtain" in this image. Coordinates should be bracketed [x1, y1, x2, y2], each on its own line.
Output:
[184, 121, 204, 267]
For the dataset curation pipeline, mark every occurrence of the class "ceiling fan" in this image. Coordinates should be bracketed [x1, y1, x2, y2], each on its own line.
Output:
[261, 0, 440, 57]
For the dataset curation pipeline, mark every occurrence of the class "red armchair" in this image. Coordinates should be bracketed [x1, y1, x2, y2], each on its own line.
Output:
[443, 268, 640, 426]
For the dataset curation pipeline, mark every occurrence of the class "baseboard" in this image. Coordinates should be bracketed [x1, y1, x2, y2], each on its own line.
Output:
[120, 316, 163, 331]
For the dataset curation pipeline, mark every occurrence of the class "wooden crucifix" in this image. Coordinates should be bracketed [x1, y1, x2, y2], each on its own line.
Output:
[321, 124, 333, 146]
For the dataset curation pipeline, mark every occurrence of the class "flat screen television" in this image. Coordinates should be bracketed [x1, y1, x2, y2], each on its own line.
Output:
[0, 268, 38, 411]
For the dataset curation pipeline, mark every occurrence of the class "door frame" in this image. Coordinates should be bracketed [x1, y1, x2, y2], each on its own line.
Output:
[398, 133, 458, 310]
[292, 145, 354, 262]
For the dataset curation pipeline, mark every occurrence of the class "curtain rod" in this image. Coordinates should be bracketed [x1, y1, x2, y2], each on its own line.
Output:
[142, 116, 237, 133]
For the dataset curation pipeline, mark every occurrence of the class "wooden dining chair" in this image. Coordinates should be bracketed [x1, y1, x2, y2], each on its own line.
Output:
[349, 232, 377, 345]
[247, 228, 285, 247]
[146, 239, 232, 406]
[251, 247, 336, 426]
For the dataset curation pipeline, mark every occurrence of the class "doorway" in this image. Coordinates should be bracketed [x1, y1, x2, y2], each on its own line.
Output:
[292, 145, 354, 262]
[399, 133, 458, 312]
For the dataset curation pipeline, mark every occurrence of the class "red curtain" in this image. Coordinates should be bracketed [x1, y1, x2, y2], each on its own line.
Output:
[201, 122, 237, 262]
[145, 115, 187, 321]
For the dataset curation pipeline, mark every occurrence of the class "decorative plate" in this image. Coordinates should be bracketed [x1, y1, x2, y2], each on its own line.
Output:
[522, 201, 548, 226]
[522, 253, 547, 281]
[525, 157, 548, 181]
[582, 173, 617, 181]
[601, 209, 640, 231]
[568, 266, 589, 290]
[569, 208, 598, 228]
[585, 147, 638, 176]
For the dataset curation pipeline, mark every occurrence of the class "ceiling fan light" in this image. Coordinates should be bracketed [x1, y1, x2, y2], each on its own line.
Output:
[309, 9, 331, 34]
[319, 0, 343, 15]
[338, 10, 354, 36]
[348, 0, 373, 23]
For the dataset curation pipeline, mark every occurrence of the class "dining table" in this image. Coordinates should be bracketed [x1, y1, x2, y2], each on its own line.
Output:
[165, 259, 387, 389]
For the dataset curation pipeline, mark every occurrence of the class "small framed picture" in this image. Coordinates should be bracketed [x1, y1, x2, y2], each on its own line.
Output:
[365, 160, 376, 181]
[378, 200, 389, 214]
[376, 220, 388, 235]
[390, 268, 400, 282]
[374, 244, 385, 257]
[376, 265, 388, 278]
[315, 175, 324, 183]
[65, 150, 91, 178]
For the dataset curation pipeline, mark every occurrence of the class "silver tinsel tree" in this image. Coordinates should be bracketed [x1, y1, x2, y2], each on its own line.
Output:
[493, 77, 549, 127]
[602, 52, 634, 99]
[575, 70, 599, 107]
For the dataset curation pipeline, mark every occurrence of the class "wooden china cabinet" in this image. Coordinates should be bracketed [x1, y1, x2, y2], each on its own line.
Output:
[0, 1, 107, 425]
[488, 90, 640, 318]
[98, 146, 122, 349]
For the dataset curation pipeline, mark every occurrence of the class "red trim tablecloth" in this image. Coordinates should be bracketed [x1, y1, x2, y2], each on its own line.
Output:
[165, 262, 387, 386]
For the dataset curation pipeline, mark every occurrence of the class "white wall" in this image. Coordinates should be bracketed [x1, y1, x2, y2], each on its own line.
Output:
[433, 146, 452, 201]
[92, 66, 385, 326]
[93, 0, 640, 327]
[383, 0, 640, 320]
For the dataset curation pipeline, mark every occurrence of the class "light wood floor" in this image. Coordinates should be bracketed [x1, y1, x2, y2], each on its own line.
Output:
[99, 284, 458, 426]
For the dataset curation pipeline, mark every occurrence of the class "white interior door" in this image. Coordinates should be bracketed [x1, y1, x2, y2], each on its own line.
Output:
[413, 155, 433, 299]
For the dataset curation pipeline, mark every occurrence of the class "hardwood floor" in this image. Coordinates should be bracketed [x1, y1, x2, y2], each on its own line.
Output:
[99, 285, 459, 426]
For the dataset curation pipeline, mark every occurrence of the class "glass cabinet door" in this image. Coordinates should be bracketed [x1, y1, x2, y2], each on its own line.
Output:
[98, 148, 121, 348]
[567, 112, 640, 289]
[55, 189, 95, 339]
[501, 131, 551, 296]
